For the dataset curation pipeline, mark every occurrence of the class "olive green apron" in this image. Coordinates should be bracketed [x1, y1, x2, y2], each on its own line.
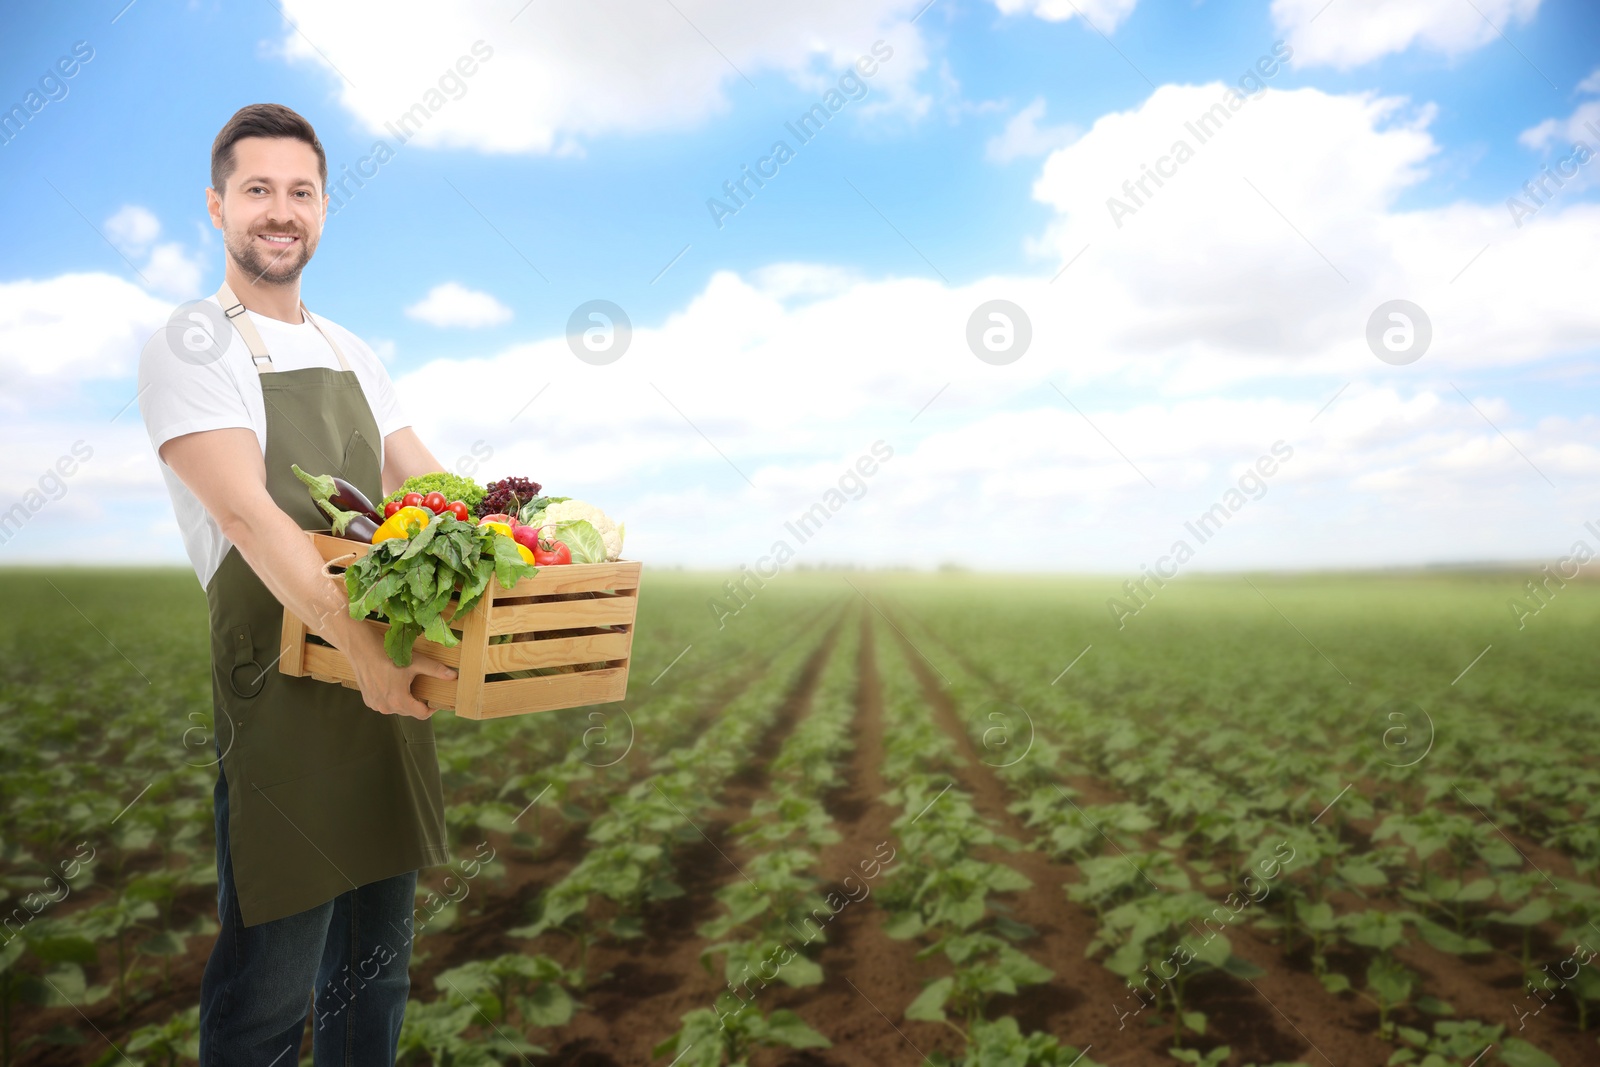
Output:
[205, 281, 449, 928]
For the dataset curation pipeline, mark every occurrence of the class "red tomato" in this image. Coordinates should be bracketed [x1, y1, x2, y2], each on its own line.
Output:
[401, 492, 424, 509]
[422, 492, 447, 514]
[447, 501, 469, 522]
[534, 539, 572, 566]
[383, 500, 402, 519]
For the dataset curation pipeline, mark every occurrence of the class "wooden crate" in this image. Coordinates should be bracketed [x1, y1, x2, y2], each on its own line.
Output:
[280, 531, 642, 720]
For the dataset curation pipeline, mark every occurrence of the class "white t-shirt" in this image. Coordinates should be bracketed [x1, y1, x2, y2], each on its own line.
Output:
[138, 297, 409, 590]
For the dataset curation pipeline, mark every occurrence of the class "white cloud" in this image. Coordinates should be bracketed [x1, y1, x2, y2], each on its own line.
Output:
[1024, 82, 1600, 384]
[990, 0, 1140, 34]
[1517, 83, 1600, 194]
[0, 273, 171, 406]
[105, 205, 161, 255]
[749, 262, 865, 301]
[404, 282, 513, 328]
[986, 97, 1079, 163]
[272, 0, 931, 154]
[143, 243, 206, 298]
[1272, 0, 1542, 70]
[100, 206, 207, 299]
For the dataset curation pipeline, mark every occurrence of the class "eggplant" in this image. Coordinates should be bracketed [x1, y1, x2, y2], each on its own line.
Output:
[337, 513, 380, 542]
[292, 464, 381, 525]
[330, 476, 382, 525]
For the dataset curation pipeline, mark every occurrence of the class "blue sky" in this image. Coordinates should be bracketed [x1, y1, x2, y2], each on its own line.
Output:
[2, 0, 1598, 576]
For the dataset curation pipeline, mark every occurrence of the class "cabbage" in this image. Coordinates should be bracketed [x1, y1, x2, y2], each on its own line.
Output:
[547, 519, 606, 564]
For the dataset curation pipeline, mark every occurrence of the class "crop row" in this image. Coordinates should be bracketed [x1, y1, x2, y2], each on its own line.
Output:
[652, 606, 864, 1064]
[870, 615, 1096, 1067]
[388, 606, 843, 1060]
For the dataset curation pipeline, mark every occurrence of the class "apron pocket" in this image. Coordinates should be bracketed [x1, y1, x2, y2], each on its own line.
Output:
[342, 428, 379, 479]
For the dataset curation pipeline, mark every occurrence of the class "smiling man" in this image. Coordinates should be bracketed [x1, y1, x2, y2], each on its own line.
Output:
[137, 103, 456, 1065]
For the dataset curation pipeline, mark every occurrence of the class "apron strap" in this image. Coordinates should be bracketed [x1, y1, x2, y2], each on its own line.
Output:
[215, 280, 352, 375]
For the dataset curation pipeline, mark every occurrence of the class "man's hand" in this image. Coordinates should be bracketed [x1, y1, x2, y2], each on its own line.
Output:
[160, 427, 457, 719]
[340, 621, 457, 720]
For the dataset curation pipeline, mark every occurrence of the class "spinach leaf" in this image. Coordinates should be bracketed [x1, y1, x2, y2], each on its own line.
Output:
[338, 513, 538, 668]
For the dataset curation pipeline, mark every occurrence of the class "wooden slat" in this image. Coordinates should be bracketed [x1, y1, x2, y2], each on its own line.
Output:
[475, 669, 629, 719]
[279, 603, 309, 677]
[301, 644, 459, 711]
[500, 560, 643, 596]
[294, 619, 464, 666]
[452, 584, 491, 718]
[482, 631, 633, 672]
[488, 597, 639, 635]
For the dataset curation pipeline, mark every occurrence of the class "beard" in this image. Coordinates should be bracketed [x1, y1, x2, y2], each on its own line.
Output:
[222, 214, 318, 286]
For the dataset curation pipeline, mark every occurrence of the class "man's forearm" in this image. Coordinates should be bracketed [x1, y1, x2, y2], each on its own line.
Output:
[382, 427, 446, 498]
[221, 505, 364, 650]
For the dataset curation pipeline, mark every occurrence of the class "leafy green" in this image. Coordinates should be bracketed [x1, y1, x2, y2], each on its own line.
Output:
[343, 512, 537, 667]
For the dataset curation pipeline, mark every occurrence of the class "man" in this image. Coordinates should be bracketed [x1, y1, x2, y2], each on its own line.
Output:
[138, 103, 456, 1065]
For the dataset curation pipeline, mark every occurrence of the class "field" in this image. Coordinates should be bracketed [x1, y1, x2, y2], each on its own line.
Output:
[2, 564, 1598, 1066]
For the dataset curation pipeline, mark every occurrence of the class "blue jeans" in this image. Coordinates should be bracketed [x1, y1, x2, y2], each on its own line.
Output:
[199, 757, 418, 1066]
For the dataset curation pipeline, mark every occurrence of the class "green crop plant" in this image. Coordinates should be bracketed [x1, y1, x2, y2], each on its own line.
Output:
[511, 818, 685, 971]
[927, 1016, 1102, 1067]
[1484, 872, 1554, 969]
[652, 1004, 829, 1066]
[1090, 889, 1265, 1045]
[75, 894, 162, 1018]
[1166, 1048, 1231, 1067]
[1377, 810, 1522, 935]
[699, 850, 830, 986]
[122, 869, 215, 995]
[1323, 909, 1450, 1040]
[730, 792, 840, 851]
[433, 952, 579, 1029]
[904, 931, 1054, 1036]
[1007, 791, 1155, 861]
[90, 1005, 199, 1066]
[396, 997, 541, 1065]
[1065, 850, 1190, 921]
[1387, 1018, 1560, 1067]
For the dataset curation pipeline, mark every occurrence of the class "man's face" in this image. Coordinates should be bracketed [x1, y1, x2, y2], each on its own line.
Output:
[208, 136, 326, 286]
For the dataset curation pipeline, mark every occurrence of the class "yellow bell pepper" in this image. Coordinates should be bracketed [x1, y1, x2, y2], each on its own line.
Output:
[371, 506, 433, 544]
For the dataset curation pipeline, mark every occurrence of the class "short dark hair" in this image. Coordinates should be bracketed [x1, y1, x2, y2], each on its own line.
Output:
[210, 103, 327, 197]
